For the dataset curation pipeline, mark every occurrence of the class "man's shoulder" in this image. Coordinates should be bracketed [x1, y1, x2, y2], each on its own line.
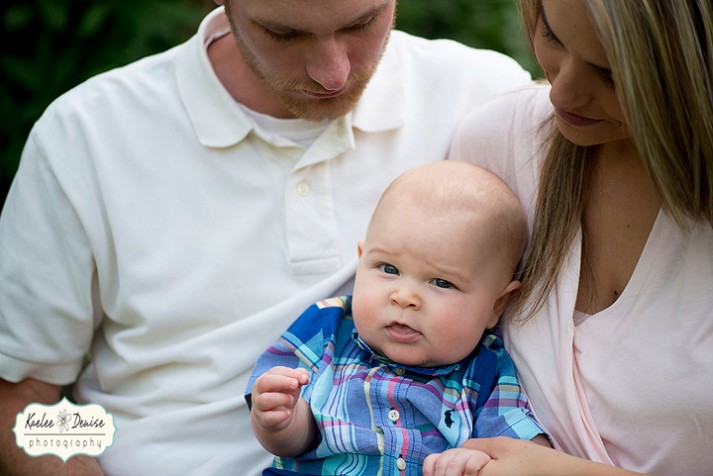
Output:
[42, 42, 185, 123]
[387, 30, 527, 75]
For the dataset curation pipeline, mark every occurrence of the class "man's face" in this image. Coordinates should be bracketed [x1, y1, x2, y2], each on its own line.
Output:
[222, 0, 396, 121]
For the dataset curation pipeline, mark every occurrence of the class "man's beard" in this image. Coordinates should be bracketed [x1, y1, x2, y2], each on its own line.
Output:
[224, 4, 387, 121]
[252, 72, 375, 122]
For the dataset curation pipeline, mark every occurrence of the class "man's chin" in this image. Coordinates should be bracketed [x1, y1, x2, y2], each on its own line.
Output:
[284, 97, 359, 122]
[282, 81, 369, 121]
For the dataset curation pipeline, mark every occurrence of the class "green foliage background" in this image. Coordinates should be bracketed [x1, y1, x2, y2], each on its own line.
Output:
[0, 0, 538, 205]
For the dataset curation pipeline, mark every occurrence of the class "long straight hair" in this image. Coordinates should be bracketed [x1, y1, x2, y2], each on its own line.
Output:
[513, 0, 713, 321]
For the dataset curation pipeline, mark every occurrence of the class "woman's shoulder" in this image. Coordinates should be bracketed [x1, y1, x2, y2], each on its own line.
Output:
[460, 83, 552, 132]
[448, 84, 552, 180]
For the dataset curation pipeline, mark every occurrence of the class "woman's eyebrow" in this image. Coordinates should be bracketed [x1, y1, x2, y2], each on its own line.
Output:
[539, 2, 560, 43]
[539, 2, 612, 73]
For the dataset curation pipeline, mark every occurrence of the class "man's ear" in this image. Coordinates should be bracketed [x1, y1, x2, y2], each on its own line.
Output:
[487, 280, 521, 328]
[357, 240, 365, 258]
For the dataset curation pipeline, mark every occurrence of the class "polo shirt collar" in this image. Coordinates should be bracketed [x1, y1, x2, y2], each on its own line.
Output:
[176, 7, 251, 148]
[176, 7, 405, 149]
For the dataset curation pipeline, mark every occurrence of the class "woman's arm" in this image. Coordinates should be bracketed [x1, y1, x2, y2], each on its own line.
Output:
[462, 437, 646, 476]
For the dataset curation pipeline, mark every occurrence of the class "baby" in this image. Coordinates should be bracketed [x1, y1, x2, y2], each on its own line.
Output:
[246, 161, 547, 475]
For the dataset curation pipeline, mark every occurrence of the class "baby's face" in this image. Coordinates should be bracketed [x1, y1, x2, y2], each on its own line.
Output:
[351, 199, 511, 367]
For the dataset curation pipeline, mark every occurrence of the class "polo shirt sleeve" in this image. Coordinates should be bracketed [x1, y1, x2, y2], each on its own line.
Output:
[244, 297, 347, 407]
[469, 332, 546, 441]
[0, 128, 99, 385]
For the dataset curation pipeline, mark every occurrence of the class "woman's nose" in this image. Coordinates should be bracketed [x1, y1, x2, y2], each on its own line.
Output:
[548, 60, 593, 110]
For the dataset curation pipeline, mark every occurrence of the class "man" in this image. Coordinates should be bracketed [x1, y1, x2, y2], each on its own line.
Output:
[0, 1, 530, 475]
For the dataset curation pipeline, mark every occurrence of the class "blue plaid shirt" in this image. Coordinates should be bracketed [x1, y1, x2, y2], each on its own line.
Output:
[247, 296, 544, 475]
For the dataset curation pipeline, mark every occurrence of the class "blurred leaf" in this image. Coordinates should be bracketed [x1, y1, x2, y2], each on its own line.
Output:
[35, 0, 69, 31]
[1, 55, 40, 91]
[3, 5, 33, 31]
[77, 4, 112, 39]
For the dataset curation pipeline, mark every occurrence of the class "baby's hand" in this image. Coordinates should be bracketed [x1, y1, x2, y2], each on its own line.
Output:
[423, 447, 491, 476]
[251, 366, 310, 431]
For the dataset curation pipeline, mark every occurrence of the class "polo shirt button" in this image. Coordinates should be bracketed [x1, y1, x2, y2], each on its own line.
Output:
[296, 182, 310, 197]
[388, 409, 400, 422]
[394, 367, 405, 376]
[396, 457, 407, 471]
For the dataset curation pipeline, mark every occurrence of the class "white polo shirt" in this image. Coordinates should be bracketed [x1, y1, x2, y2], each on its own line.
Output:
[0, 7, 530, 476]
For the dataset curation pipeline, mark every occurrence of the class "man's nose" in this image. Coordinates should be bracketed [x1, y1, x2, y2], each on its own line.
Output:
[305, 36, 350, 91]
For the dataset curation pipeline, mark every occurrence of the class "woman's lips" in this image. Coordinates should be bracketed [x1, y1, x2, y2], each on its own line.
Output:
[385, 323, 422, 343]
[555, 108, 603, 127]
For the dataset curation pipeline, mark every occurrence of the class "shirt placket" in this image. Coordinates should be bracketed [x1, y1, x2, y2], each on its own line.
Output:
[371, 366, 422, 475]
[284, 118, 355, 275]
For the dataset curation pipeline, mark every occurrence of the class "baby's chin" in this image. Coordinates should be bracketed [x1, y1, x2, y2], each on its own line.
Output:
[380, 347, 452, 368]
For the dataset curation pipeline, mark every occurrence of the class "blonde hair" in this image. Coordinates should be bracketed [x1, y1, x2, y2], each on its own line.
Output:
[515, 0, 713, 320]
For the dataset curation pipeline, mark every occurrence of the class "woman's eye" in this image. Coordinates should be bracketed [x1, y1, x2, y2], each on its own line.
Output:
[542, 25, 560, 45]
[379, 264, 399, 275]
[601, 70, 616, 89]
[431, 278, 454, 289]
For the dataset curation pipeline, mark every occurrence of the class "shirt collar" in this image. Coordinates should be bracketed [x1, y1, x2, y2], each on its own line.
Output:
[175, 7, 404, 149]
[176, 7, 251, 148]
[352, 331, 463, 377]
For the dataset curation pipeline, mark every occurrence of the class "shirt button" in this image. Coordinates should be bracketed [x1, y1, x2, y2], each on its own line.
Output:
[394, 367, 405, 376]
[396, 457, 407, 471]
[388, 409, 400, 423]
[296, 182, 310, 197]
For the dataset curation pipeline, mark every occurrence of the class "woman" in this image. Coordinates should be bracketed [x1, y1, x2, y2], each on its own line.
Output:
[425, 0, 713, 474]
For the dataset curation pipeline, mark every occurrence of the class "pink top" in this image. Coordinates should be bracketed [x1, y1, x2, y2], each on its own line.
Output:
[449, 85, 713, 475]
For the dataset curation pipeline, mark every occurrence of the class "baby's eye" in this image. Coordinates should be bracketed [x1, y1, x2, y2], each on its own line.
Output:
[431, 278, 454, 289]
[379, 264, 399, 275]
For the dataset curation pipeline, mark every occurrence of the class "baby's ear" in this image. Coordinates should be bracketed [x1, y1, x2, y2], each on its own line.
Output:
[357, 240, 365, 257]
[488, 280, 521, 328]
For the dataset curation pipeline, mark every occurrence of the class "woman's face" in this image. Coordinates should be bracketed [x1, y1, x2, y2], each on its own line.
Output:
[534, 0, 631, 146]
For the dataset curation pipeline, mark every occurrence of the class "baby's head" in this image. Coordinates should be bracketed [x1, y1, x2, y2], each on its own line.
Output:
[352, 161, 527, 367]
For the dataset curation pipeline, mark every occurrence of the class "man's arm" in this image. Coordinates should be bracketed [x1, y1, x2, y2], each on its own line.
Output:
[0, 378, 104, 476]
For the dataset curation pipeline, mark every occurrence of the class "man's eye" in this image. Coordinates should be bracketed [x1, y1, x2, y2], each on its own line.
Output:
[348, 17, 375, 32]
[265, 29, 300, 42]
[431, 278, 454, 289]
[379, 264, 399, 275]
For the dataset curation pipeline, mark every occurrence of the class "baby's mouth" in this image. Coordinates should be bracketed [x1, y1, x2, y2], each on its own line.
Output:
[385, 323, 422, 343]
